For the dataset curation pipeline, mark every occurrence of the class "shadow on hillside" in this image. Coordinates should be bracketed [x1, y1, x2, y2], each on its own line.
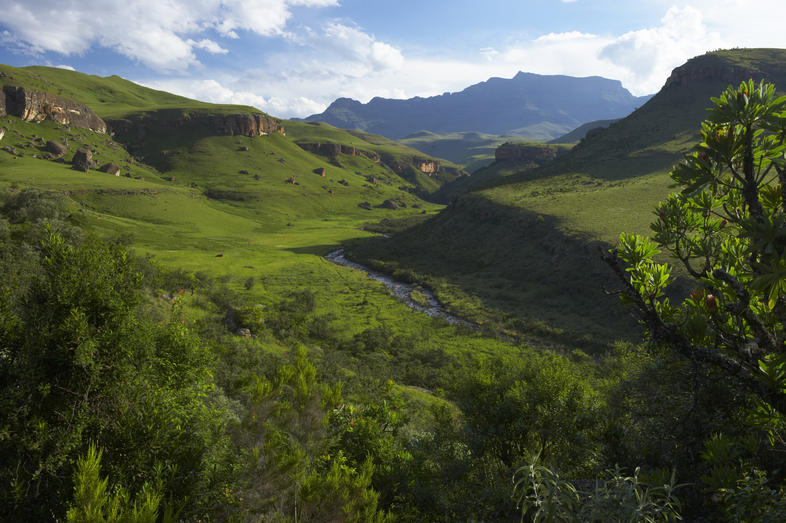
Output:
[344, 193, 644, 351]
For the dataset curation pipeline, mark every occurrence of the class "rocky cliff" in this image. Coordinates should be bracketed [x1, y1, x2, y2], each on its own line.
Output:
[108, 110, 284, 142]
[663, 62, 756, 89]
[0, 85, 107, 133]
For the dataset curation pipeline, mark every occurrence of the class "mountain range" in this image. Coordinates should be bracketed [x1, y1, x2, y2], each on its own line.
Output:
[303, 72, 652, 141]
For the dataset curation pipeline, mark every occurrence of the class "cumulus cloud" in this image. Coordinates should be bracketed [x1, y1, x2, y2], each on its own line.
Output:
[0, 0, 337, 70]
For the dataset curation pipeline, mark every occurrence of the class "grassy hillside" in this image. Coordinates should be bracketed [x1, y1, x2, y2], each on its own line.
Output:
[346, 49, 786, 346]
[0, 64, 255, 119]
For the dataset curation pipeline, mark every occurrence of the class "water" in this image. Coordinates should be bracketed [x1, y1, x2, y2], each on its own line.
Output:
[324, 249, 470, 326]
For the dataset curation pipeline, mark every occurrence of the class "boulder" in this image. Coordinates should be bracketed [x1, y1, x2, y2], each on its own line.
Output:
[45, 140, 67, 157]
[72, 149, 93, 172]
[237, 328, 252, 338]
[382, 199, 400, 210]
[359, 201, 372, 210]
[100, 162, 121, 175]
[238, 146, 249, 151]
[239, 169, 249, 174]
[314, 167, 326, 177]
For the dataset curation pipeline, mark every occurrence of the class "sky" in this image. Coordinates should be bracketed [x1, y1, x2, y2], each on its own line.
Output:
[0, 0, 784, 119]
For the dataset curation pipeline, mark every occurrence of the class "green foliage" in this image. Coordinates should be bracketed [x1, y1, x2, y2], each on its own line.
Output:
[608, 80, 786, 414]
[454, 353, 602, 474]
[66, 444, 164, 523]
[513, 455, 683, 523]
[0, 221, 231, 519]
[608, 79, 786, 517]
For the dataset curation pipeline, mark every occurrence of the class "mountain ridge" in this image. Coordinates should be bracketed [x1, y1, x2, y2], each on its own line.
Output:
[303, 71, 652, 140]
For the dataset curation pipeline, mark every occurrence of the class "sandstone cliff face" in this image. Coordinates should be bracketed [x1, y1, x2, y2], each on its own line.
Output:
[0, 86, 107, 133]
[415, 160, 439, 174]
[108, 111, 284, 141]
[201, 113, 285, 136]
[494, 143, 562, 164]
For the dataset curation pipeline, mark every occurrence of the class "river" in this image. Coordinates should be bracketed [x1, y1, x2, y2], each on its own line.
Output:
[324, 249, 471, 326]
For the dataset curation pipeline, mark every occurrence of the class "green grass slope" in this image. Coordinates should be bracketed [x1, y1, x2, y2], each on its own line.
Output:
[0, 64, 255, 119]
[346, 48, 786, 346]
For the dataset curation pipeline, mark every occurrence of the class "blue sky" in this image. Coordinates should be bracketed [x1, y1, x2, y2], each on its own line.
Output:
[1, 1, 784, 118]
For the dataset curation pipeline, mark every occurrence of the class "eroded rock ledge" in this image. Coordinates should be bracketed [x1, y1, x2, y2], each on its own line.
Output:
[0, 85, 107, 133]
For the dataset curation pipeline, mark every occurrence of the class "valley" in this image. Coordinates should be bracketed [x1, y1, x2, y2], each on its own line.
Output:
[3, 48, 786, 521]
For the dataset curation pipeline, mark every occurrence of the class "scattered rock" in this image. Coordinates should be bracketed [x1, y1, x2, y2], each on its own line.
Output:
[0, 129, 4, 141]
[72, 149, 93, 172]
[314, 167, 326, 177]
[237, 328, 252, 338]
[100, 162, 121, 175]
[359, 201, 372, 210]
[382, 199, 400, 210]
[215, 253, 224, 257]
[253, 174, 261, 180]
[2, 145, 18, 156]
[338, 179, 349, 186]
[239, 169, 249, 174]
[238, 146, 249, 151]
[366, 176, 379, 185]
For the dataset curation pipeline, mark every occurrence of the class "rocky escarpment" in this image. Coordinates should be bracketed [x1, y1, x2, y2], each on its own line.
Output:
[108, 110, 284, 142]
[380, 153, 446, 177]
[663, 61, 757, 89]
[494, 143, 565, 164]
[0, 86, 107, 133]
[296, 142, 380, 162]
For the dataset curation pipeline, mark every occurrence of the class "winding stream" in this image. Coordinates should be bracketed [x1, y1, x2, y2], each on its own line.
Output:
[324, 249, 471, 326]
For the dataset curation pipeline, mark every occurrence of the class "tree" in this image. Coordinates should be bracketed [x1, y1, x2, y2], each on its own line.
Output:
[604, 80, 786, 416]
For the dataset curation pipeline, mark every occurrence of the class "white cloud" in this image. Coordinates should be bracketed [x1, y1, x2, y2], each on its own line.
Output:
[54, 64, 75, 71]
[188, 39, 229, 55]
[0, 0, 337, 71]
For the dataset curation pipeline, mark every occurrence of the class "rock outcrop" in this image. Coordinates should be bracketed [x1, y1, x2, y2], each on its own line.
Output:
[297, 142, 379, 161]
[494, 143, 564, 164]
[663, 61, 757, 90]
[107, 110, 284, 149]
[0, 86, 107, 133]
[415, 160, 438, 174]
